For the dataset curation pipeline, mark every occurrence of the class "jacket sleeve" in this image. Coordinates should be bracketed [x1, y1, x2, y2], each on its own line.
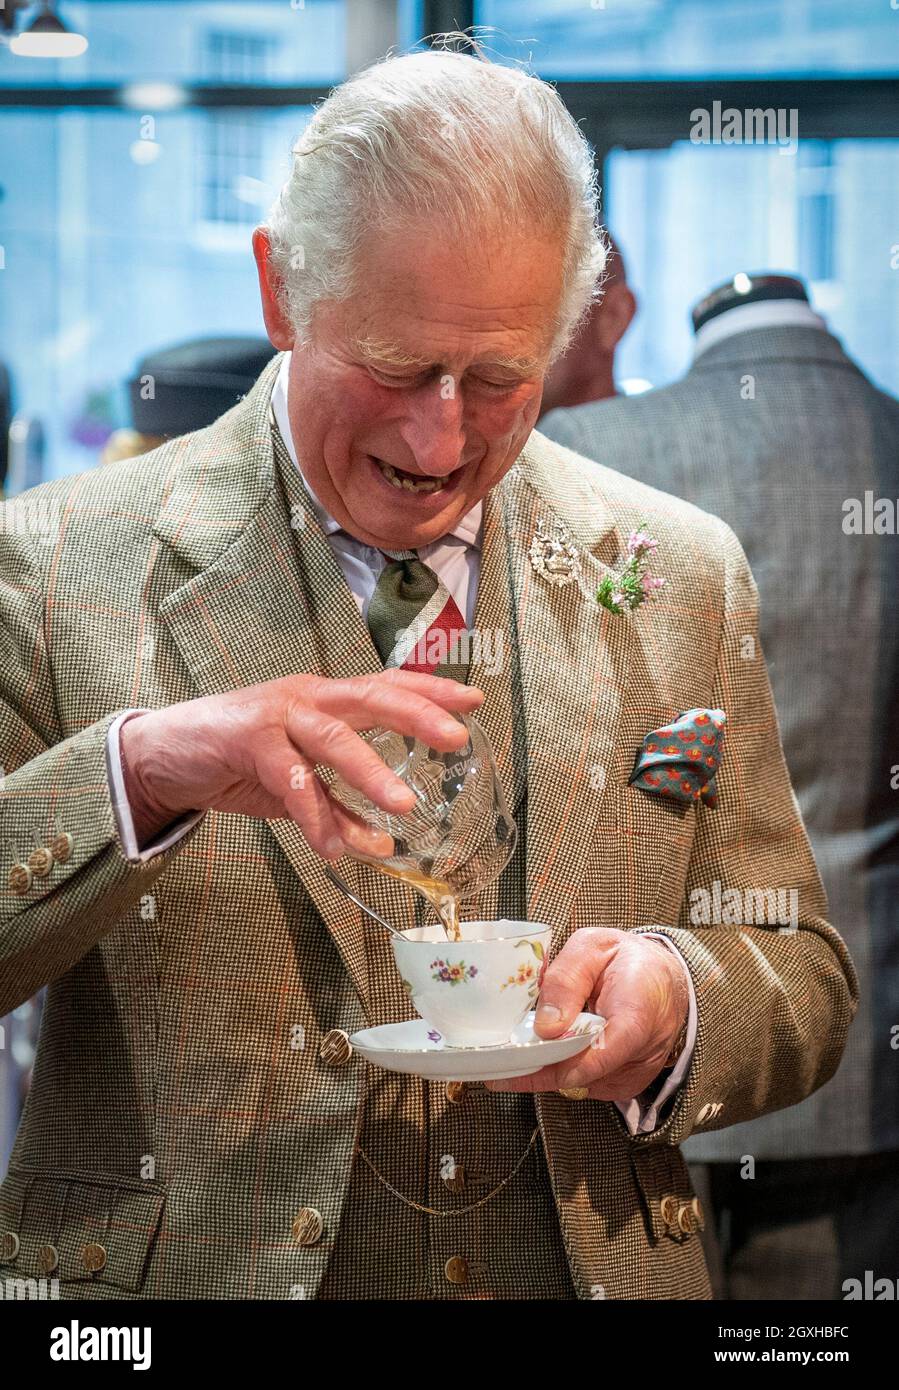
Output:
[0, 509, 201, 1015]
[623, 518, 860, 1149]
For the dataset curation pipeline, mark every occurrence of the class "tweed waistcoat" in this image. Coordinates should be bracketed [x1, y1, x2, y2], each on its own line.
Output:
[316, 898, 576, 1299]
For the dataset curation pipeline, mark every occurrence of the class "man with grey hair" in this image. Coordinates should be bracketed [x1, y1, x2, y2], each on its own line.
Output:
[0, 41, 855, 1300]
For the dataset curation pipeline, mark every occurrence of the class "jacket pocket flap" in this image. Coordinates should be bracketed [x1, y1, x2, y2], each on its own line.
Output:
[2, 1170, 165, 1293]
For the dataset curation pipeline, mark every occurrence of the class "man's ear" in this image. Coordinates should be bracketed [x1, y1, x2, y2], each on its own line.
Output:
[252, 227, 295, 350]
[596, 283, 637, 353]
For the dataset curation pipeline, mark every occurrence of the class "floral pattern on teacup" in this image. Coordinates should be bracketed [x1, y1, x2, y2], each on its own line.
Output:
[430, 958, 478, 986]
[500, 939, 548, 1003]
[501, 961, 538, 992]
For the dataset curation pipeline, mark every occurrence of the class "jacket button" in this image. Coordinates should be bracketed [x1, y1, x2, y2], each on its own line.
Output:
[38, 1244, 59, 1274]
[443, 1165, 467, 1193]
[441, 1164, 489, 1193]
[291, 1208, 324, 1246]
[444, 1255, 470, 1284]
[28, 845, 54, 878]
[7, 863, 32, 896]
[445, 1081, 466, 1105]
[659, 1194, 678, 1226]
[319, 1029, 352, 1066]
[81, 1242, 107, 1273]
[677, 1203, 695, 1234]
[444, 1255, 486, 1284]
[0, 1231, 20, 1261]
[691, 1195, 705, 1229]
[50, 831, 74, 864]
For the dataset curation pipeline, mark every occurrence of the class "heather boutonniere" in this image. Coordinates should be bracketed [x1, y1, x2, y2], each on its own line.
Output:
[596, 523, 666, 615]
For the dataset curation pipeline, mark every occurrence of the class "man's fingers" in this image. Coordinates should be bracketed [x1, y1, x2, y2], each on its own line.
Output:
[258, 741, 393, 859]
[485, 1013, 659, 1099]
[370, 668, 486, 709]
[227, 672, 487, 854]
[284, 708, 418, 813]
[484, 1063, 567, 1094]
[329, 802, 396, 858]
[311, 674, 483, 751]
[534, 928, 620, 1037]
[253, 737, 348, 857]
[555, 1010, 649, 1089]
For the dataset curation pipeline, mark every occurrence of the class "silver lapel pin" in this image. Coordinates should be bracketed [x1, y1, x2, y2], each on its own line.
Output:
[528, 519, 580, 588]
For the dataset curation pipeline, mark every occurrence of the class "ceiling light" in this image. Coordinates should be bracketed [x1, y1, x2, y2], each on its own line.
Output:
[121, 83, 187, 111]
[10, 4, 88, 59]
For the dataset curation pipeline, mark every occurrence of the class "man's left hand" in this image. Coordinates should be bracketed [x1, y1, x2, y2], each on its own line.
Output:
[485, 928, 690, 1099]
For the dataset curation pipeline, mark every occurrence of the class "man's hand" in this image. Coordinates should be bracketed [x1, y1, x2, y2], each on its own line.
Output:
[485, 928, 690, 1100]
[120, 669, 484, 859]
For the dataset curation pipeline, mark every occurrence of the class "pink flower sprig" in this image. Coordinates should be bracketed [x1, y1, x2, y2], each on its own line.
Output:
[596, 523, 666, 615]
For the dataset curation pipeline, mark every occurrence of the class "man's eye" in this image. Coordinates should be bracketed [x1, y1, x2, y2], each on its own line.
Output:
[371, 369, 424, 387]
[472, 377, 518, 393]
[369, 368, 520, 393]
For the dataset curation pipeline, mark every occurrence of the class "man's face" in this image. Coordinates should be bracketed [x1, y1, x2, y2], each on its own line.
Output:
[280, 222, 564, 550]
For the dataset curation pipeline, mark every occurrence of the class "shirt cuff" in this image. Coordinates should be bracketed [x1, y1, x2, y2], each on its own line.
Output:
[613, 932, 698, 1136]
[106, 709, 204, 864]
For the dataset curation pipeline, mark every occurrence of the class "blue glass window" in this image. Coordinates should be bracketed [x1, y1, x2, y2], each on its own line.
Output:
[476, 0, 899, 79]
[606, 139, 899, 397]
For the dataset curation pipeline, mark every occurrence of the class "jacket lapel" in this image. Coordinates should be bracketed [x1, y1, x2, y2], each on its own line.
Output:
[500, 431, 635, 953]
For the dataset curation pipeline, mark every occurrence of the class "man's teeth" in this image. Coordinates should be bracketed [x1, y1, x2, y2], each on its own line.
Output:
[375, 458, 448, 493]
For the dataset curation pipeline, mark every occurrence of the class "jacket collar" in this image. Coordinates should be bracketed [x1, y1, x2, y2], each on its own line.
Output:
[689, 323, 855, 373]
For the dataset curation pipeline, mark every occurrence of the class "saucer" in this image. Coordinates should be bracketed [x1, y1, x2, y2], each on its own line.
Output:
[349, 1010, 606, 1081]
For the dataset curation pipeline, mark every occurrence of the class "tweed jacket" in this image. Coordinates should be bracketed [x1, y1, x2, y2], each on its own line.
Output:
[0, 352, 857, 1298]
[541, 324, 897, 1161]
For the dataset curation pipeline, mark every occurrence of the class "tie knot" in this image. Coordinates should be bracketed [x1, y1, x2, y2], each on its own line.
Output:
[381, 548, 418, 562]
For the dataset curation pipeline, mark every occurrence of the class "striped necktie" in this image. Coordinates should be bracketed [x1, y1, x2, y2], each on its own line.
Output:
[367, 549, 469, 683]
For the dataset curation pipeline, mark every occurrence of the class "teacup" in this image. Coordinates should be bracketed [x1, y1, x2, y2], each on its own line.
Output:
[391, 919, 553, 1047]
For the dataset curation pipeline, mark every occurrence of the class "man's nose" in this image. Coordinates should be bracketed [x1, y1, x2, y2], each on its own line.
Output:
[397, 377, 467, 475]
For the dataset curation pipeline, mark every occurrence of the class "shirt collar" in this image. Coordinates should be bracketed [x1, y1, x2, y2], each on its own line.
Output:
[270, 352, 483, 550]
[692, 299, 827, 360]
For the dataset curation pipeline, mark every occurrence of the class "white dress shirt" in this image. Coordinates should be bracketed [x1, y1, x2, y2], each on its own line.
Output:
[107, 351, 697, 1134]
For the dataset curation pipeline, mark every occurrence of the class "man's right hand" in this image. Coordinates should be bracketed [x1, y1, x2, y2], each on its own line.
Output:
[119, 670, 484, 859]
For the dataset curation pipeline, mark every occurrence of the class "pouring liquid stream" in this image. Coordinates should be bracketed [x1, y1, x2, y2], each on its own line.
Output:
[369, 861, 462, 941]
